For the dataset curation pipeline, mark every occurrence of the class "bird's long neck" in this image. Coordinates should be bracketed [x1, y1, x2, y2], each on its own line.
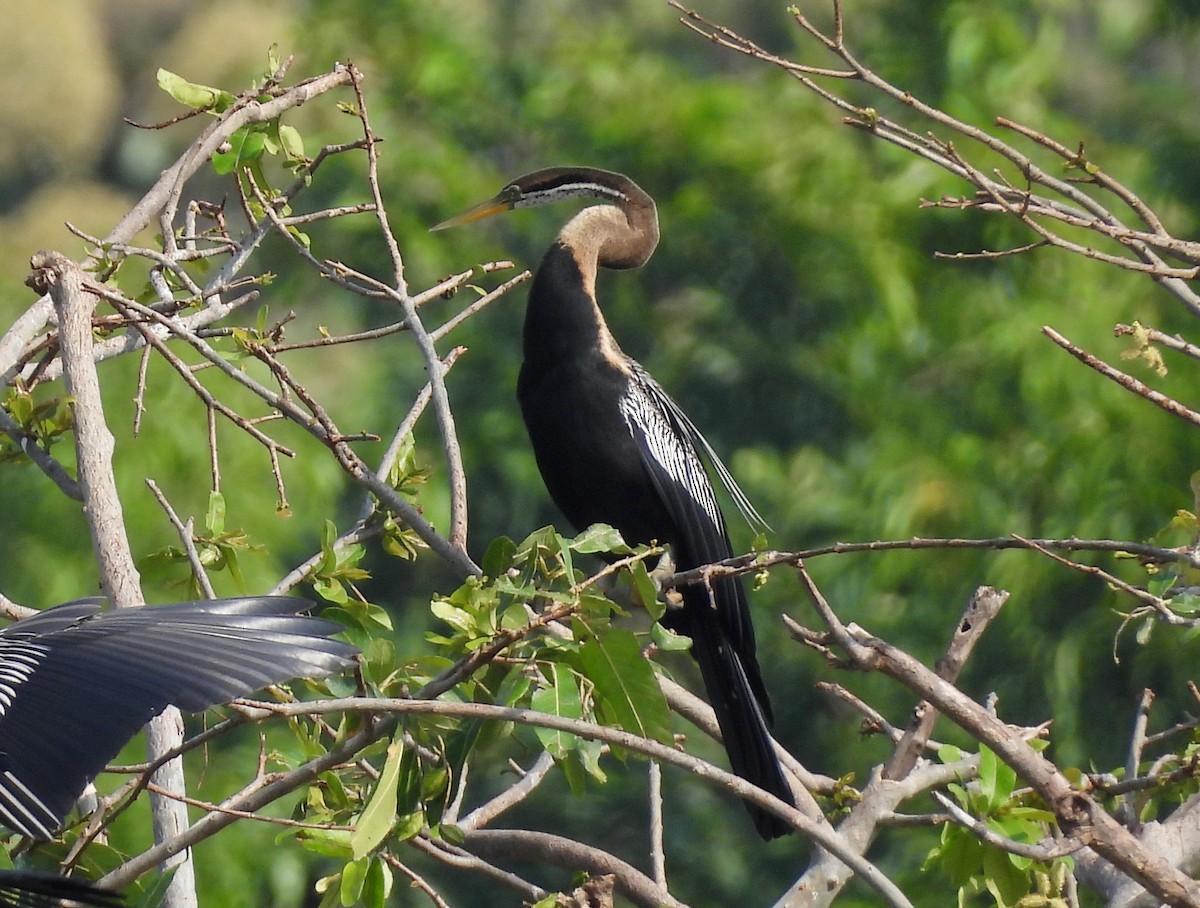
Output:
[524, 238, 623, 367]
[523, 196, 659, 368]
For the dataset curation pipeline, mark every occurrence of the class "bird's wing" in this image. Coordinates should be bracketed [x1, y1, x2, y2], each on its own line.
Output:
[659, 394, 770, 533]
[0, 870, 122, 907]
[0, 597, 357, 838]
[621, 364, 768, 534]
[619, 365, 782, 793]
[618, 366, 727, 553]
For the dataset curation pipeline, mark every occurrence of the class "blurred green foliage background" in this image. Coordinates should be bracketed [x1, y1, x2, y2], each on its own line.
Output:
[4, 0, 1200, 904]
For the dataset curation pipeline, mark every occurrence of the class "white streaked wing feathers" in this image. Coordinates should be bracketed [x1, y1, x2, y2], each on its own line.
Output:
[620, 364, 766, 533]
[619, 379, 722, 529]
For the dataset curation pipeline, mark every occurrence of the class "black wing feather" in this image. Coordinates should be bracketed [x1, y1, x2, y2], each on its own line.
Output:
[0, 870, 122, 907]
[0, 597, 357, 839]
[618, 365, 754, 650]
[618, 365, 795, 839]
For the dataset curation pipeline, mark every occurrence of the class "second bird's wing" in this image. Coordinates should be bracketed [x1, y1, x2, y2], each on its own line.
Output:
[0, 869, 122, 907]
[0, 597, 357, 838]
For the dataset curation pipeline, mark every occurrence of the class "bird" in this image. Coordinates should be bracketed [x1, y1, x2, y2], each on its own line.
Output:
[0, 869, 122, 907]
[0, 596, 358, 841]
[434, 166, 796, 838]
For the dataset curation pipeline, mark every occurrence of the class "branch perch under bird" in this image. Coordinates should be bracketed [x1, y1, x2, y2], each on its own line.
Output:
[434, 166, 796, 839]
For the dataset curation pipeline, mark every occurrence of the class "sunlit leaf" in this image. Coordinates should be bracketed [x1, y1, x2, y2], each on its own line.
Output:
[351, 736, 404, 859]
[156, 68, 235, 111]
[361, 858, 392, 908]
[570, 523, 630, 555]
[578, 629, 671, 745]
[206, 491, 226, 536]
[340, 857, 368, 907]
[530, 661, 583, 758]
[278, 123, 306, 161]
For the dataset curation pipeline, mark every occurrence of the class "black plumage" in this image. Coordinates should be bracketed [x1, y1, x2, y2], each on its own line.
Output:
[0, 870, 121, 907]
[0, 596, 357, 840]
[435, 167, 795, 838]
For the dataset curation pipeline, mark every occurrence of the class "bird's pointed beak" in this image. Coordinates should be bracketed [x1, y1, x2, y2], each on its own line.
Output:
[430, 195, 513, 232]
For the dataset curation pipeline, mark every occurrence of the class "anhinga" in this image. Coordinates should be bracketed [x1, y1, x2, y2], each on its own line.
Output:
[435, 166, 795, 839]
[0, 596, 357, 841]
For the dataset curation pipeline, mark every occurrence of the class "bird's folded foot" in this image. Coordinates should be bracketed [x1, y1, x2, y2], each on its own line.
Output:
[649, 550, 684, 610]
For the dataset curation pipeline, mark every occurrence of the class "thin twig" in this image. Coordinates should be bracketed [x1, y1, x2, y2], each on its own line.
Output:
[886, 586, 1009, 779]
[349, 69, 471, 554]
[1119, 690, 1156, 825]
[649, 761, 667, 888]
[458, 751, 556, 831]
[409, 834, 545, 903]
[145, 479, 215, 598]
[379, 853, 452, 908]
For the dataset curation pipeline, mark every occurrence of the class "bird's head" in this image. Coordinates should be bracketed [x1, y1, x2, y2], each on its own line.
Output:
[431, 167, 643, 231]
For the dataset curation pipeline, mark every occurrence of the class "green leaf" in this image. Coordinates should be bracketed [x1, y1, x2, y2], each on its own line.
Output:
[650, 621, 692, 652]
[530, 661, 583, 758]
[576, 736, 608, 783]
[557, 532, 575, 580]
[570, 523, 630, 555]
[482, 535, 517, 579]
[939, 743, 964, 764]
[430, 597, 476, 635]
[930, 823, 983, 888]
[316, 875, 340, 908]
[317, 519, 339, 573]
[559, 748, 588, 795]
[983, 844, 1030, 907]
[578, 629, 671, 745]
[393, 810, 425, 842]
[352, 736, 404, 859]
[296, 827, 354, 859]
[361, 858, 392, 908]
[156, 69, 235, 111]
[628, 558, 663, 620]
[313, 576, 349, 605]
[220, 543, 247, 593]
[278, 123, 306, 161]
[991, 751, 1016, 806]
[978, 745, 998, 805]
[1136, 614, 1155, 644]
[212, 126, 268, 174]
[206, 491, 226, 536]
[339, 857, 368, 907]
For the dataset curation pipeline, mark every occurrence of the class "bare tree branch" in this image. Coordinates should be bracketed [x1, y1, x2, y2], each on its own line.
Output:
[27, 251, 196, 908]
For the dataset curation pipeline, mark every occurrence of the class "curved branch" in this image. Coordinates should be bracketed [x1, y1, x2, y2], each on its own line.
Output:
[792, 563, 1200, 908]
[230, 696, 913, 908]
[348, 69, 471, 555]
[462, 829, 683, 908]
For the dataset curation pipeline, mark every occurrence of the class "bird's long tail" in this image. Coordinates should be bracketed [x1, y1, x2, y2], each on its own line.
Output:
[681, 582, 796, 840]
